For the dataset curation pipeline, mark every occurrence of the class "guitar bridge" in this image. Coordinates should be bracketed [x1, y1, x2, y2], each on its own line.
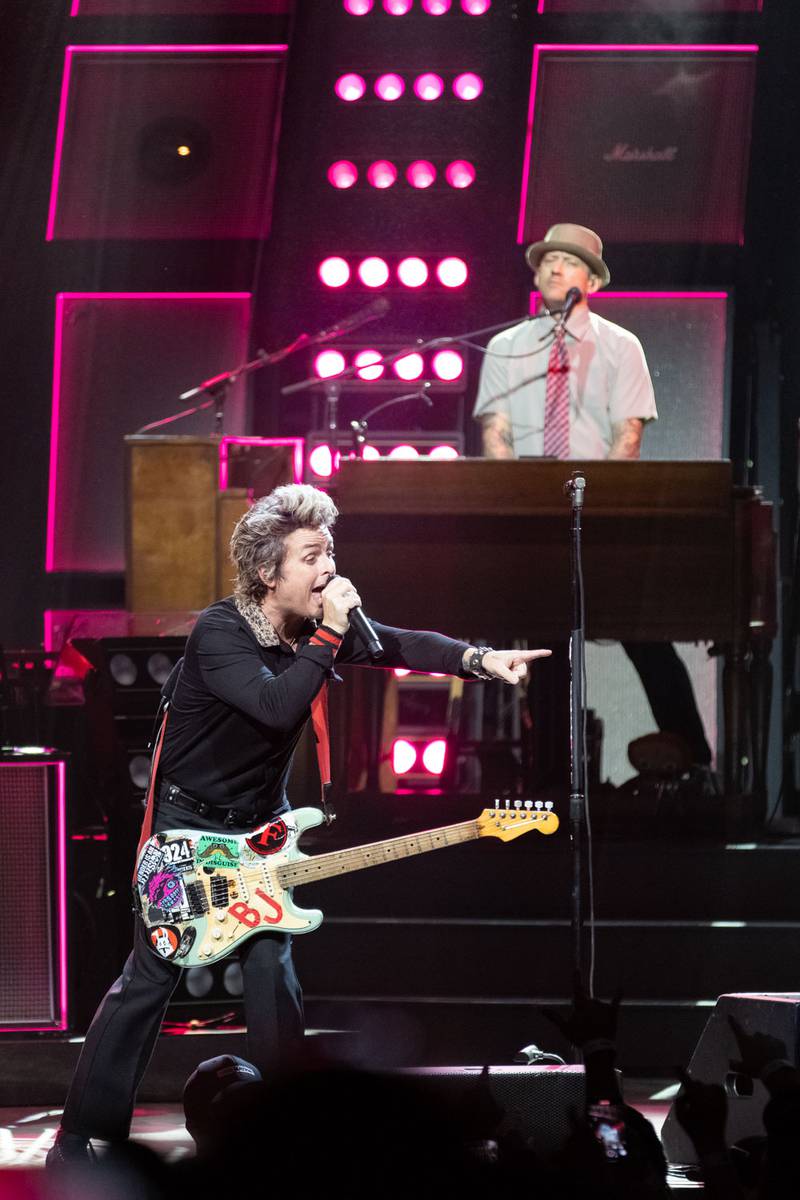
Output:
[185, 879, 209, 917]
[210, 876, 230, 909]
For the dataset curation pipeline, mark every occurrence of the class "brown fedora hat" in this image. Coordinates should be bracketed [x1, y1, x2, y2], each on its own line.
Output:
[525, 223, 611, 287]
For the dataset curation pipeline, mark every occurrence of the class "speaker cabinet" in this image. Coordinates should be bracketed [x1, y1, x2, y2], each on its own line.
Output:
[0, 754, 68, 1030]
[662, 993, 800, 1165]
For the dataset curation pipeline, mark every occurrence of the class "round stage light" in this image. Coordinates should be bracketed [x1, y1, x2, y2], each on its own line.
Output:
[406, 160, 437, 189]
[318, 257, 351, 288]
[392, 739, 417, 774]
[314, 350, 346, 379]
[328, 160, 358, 189]
[432, 349, 464, 380]
[109, 653, 137, 686]
[355, 349, 385, 380]
[383, 0, 412, 12]
[414, 73, 444, 102]
[393, 354, 424, 381]
[428, 444, 460, 460]
[388, 444, 420, 459]
[367, 160, 398, 188]
[422, 739, 447, 774]
[128, 755, 151, 790]
[361, 444, 381, 460]
[308, 444, 337, 479]
[461, 0, 490, 12]
[185, 967, 214, 999]
[335, 73, 367, 102]
[358, 257, 390, 287]
[344, 0, 374, 12]
[422, 0, 451, 11]
[453, 72, 483, 100]
[397, 257, 429, 288]
[375, 73, 405, 101]
[223, 962, 244, 996]
[436, 257, 468, 288]
[146, 653, 174, 685]
[445, 159, 475, 188]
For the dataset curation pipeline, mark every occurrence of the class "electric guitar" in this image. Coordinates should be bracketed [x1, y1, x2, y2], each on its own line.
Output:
[135, 801, 559, 968]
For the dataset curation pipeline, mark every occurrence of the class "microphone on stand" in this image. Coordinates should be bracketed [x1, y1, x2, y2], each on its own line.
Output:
[561, 287, 582, 326]
[315, 298, 391, 343]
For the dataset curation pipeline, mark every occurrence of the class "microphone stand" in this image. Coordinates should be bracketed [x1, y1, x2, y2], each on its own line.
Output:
[564, 470, 589, 997]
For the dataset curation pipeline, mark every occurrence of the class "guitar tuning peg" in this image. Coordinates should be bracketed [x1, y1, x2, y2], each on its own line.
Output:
[544, 800, 553, 811]
[524, 800, 533, 810]
[535, 800, 543, 810]
[504, 799, 510, 810]
[514, 800, 522, 810]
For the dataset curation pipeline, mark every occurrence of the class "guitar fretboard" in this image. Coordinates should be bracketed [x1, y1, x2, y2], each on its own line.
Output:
[275, 819, 480, 887]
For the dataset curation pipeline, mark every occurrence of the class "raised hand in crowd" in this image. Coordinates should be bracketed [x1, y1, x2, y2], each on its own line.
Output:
[674, 1068, 746, 1200]
[728, 1015, 799, 1096]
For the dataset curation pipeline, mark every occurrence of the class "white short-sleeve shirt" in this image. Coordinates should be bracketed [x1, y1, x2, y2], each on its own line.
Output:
[472, 306, 658, 459]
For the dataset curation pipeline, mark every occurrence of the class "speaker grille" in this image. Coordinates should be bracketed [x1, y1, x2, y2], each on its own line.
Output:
[0, 760, 67, 1028]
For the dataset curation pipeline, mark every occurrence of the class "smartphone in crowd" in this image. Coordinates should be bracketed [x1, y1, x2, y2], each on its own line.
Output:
[587, 1100, 628, 1160]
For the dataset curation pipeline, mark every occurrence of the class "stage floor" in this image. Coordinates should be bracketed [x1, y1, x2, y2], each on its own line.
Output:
[0, 1080, 700, 1188]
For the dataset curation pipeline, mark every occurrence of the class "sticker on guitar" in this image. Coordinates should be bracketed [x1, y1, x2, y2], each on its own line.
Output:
[229, 889, 283, 928]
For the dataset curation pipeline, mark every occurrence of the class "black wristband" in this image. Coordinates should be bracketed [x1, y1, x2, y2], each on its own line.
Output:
[465, 646, 494, 680]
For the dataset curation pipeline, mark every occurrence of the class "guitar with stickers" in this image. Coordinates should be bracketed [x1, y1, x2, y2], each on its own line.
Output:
[135, 801, 559, 967]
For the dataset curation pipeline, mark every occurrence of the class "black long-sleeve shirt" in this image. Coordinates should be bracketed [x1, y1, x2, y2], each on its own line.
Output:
[159, 597, 470, 816]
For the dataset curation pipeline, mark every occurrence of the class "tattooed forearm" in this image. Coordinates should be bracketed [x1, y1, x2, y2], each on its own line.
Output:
[480, 413, 516, 460]
[608, 418, 643, 460]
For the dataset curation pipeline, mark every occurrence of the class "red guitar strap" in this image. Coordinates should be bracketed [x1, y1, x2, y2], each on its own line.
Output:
[133, 702, 170, 878]
[309, 625, 343, 823]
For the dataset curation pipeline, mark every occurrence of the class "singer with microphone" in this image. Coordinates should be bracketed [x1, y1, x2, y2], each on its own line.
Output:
[48, 481, 551, 1167]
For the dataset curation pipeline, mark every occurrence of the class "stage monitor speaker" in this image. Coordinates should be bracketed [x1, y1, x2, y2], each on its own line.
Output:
[0, 754, 68, 1031]
[403, 1066, 606, 1159]
[661, 993, 800, 1165]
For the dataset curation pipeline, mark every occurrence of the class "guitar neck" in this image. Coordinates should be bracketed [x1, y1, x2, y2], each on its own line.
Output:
[276, 818, 480, 888]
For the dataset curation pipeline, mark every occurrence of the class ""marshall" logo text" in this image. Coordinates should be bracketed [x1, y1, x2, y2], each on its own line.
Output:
[603, 143, 678, 163]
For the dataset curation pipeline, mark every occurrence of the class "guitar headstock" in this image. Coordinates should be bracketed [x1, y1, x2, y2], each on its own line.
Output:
[477, 801, 559, 841]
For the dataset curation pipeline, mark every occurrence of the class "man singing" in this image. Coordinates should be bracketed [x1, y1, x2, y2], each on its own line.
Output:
[473, 222, 711, 781]
[48, 483, 550, 1166]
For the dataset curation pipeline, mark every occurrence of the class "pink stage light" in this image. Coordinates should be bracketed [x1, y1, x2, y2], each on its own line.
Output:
[432, 349, 464, 380]
[358, 257, 390, 287]
[422, 0, 451, 12]
[375, 73, 405, 101]
[328, 160, 358, 189]
[397, 257, 429, 288]
[445, 159, 475, 188]
[344, 0, 374, 12]
[361, 444, 382, 460]
[308, 444, 338, 478]
[367, 159, 398, 188]
[383, 0, 412, 12]
[394, 667, 412, 677]
[414, 72, 444, 101]
[461, 0, 491, 11]
[428, 444, 460, 460]
[393, 354, 424, 381]
[453, 72, 483, 100]
[319, 257, 351, 288]
[335, 72, 366, 101]
[407, 160, 437, 189]
[437, 257, 468, 287]
[392, 739, 417, 774]
[314, 350, 346, 378]
[355, 348, 385, 380]
[388, 444, 420, 459]
[422, 739, 447, 774]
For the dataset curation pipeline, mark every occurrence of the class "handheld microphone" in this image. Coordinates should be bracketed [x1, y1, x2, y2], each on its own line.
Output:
[349, 606, 384, 661]
[561, 287, 582, 325]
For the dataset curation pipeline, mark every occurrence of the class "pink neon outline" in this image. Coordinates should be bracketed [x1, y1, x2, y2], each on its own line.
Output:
[536, 0, 760, 9]
[529, 289, 729, 313]
[48, 293, 251, 572]
[70, 0, 80, 13]
[46, 45, 287, 241]
[219, 436, 304, 489]
[0, 760, 68, 1031]
[517, 42, 759, 243]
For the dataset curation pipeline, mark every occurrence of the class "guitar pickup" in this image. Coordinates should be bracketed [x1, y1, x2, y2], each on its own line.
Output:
[210, 876, 230, 909]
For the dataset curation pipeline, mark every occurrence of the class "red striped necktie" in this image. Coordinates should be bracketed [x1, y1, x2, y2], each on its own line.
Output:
[543, 324, 571, 459]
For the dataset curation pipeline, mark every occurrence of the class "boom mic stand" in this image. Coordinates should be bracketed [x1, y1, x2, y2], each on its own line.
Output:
[564, 470, 591, 995]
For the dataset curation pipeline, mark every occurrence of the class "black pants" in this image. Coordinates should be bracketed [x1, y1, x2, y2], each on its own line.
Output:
[528, 640, 712, 788]
[60, 800, 304, 1142]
